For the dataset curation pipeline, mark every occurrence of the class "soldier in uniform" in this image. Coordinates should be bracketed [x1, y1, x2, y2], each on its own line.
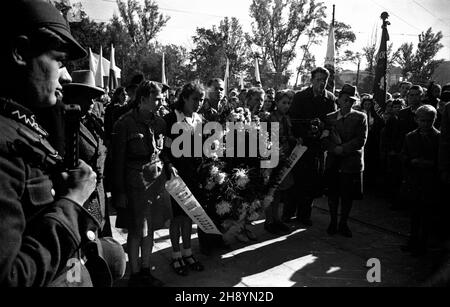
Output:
[63, 70, 113, 238]
[0, 0, 99, 286]
[289, 67, 337, 226]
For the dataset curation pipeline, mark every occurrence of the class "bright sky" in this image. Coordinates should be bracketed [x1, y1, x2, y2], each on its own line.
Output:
[78, 0, 450, 73]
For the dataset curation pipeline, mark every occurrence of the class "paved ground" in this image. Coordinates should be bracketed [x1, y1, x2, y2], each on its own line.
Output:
[111, 189, 439, 287]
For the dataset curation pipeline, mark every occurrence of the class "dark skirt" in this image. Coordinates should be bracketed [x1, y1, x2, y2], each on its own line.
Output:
[115, 168, 172, 235]
[325, 170, 364, 200]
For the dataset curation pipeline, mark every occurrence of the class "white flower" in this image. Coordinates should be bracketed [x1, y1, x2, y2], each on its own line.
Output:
[210, 166, 219, 176]
[234, 168, 247, 179]
[236, 177, 249, 189]
[216, 200, 232, 216]
[210, 152, 219, 161]
[230, 112, 241, 122]
[212, 139, 221, 151]
[215, 172, 227, 185]
[205, 179, 216, 191]
[234, 169, 250, 189]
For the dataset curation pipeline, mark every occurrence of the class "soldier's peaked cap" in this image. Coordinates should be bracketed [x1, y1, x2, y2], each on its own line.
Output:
[2, 0, 87, 60]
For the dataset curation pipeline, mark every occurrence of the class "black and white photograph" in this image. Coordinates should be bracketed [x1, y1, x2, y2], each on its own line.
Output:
[0, 0, 449, 294]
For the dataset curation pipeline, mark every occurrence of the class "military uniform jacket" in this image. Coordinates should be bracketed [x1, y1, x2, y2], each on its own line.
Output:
[111, 109, 166, 195]
[80, 115, 107, 229]
[0, 97, 99, 287]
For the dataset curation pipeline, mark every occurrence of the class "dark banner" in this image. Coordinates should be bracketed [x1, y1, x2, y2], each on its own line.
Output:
[372, 13, 390, 110]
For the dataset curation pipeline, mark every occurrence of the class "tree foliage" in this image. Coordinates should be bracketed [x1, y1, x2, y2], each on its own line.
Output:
[394, 27, 444, 85]
[334, 21, 357, 67]
[249, 0, 327, 88]
[60, 1, 175, 85]
[294, 17, 356, 88]
[359, 41, 395, 93]
[161, 44, 196, 87]
[190, 17, 252, 87]
[294, 17, 326, 87]
[116, 0, 169, 48]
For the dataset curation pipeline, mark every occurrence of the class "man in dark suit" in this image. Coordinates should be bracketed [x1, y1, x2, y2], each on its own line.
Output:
[289, 67, 337, 226]
[323, 84, 368, 238]
[398, 85, 424, 146]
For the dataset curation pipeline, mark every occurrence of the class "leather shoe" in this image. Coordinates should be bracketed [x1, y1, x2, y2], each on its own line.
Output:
[171, 258, 188, 276]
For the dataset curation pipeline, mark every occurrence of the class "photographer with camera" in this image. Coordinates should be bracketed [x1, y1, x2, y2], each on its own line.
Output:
[289, 67, 337, 227]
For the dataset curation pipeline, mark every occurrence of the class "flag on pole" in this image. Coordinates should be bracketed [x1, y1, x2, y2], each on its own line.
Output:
[239, 72, 245, 90]
[224, 57, 230, 97]
[95, 46, 104, 88]
[161, 53, 167, 85]
[91, 52, 122, 79]
[89, 47, 96, 75]
[255, 57, 261, 87]
[372, 12, 390, 110]
[324, 5, 336, 93]
[108, 44, 118, 91]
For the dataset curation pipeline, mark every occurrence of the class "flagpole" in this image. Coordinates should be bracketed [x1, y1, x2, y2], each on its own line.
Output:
[325, 4, 336, 93]
[95, 46, 104, 89]
[381, 12, 389, 104]
[255, 57, 261, 87]
[332, 4, 335, 26]
[162, 52, 167, 85]
[224, 57, 230, 97]
[89, 47, 96, 75]
[108, 44, 118, 91]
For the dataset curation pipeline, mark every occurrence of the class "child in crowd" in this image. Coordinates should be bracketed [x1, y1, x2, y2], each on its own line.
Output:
[264, 90, 297, 235]
[164, 83, 206, 275]
[401, 105, 440, 256]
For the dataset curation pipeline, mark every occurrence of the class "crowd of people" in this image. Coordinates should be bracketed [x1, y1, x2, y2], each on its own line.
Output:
[1, 0, 449, 288]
